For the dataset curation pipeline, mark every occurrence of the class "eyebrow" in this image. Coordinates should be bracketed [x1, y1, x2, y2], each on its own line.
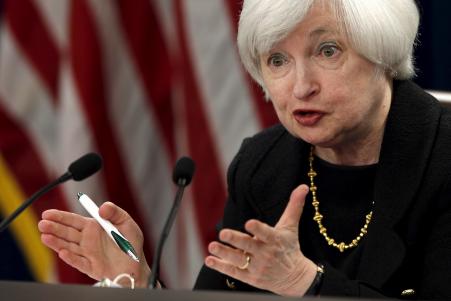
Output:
[309, 27, 339, 39]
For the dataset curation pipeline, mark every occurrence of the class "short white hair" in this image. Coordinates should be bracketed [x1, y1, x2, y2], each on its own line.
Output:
[237, 0, 420, 89]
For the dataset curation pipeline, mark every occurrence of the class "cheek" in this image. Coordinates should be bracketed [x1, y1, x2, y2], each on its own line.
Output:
[325, 88, 363, 123]
[336, 99, 373, 132]
[269, 91, 292, 124]
[264, 78, 293, 111]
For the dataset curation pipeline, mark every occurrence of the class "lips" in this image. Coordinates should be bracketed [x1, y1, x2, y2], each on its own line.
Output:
[293, 109, 324, 126]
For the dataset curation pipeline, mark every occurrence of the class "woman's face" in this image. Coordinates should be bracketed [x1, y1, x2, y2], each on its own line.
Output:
[260, 4, 392, 149]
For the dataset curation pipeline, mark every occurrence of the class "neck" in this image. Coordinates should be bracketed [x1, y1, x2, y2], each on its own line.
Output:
[314, 139, 382, 166]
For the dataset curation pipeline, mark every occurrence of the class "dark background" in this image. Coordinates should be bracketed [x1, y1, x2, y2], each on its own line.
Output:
[415, 0, 451, 91]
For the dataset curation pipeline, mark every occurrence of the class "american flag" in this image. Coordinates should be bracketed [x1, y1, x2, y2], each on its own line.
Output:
[0, 0, 277, 288]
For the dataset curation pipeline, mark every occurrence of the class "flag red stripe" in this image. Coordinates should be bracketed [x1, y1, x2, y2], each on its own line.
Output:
[116, 0, 176, 161]
[4, 0, 60, 101]
[224, 0, 278, 128]
[69, 0, 153, 258]
[174, 0, 227, 248]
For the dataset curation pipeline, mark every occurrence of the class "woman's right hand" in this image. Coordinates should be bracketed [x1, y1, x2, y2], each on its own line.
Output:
[38, 202, 151, 288]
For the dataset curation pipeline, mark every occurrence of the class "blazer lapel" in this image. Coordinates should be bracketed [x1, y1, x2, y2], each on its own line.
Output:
[358, 81, 442, 286]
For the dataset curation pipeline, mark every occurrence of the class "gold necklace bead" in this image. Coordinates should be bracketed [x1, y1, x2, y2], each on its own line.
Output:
[308, 146, 373, 252]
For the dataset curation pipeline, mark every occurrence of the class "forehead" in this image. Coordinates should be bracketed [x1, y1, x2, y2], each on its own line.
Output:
[267, 3, 346, 52]
[290, 4, 343, 42]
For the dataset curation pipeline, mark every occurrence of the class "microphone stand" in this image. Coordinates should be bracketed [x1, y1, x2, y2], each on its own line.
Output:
[148, 178, 187, 289]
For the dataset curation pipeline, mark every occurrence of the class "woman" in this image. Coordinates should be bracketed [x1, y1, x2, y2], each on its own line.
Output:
[38, 0, 451, 298]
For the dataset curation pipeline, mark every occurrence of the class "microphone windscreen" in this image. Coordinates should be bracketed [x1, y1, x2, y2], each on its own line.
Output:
[68, 153, 103, 181]
[172, 157, 195, 186]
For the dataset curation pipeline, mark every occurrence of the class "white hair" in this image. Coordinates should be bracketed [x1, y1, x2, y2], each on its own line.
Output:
[237, 0, 420, 89]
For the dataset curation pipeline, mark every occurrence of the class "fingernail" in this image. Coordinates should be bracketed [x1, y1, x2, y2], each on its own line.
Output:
[208, 244, 217, 253]
[220, 230, 230, 241]
[205, 257, 214, 267]
[246, 220, 256, 230]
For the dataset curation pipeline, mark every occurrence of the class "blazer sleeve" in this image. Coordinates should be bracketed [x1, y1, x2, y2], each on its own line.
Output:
[418, 176, 451, 299]
[318, 264, 386, 297]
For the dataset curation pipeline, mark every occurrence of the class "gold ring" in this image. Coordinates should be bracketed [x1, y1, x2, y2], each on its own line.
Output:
[237, 254, 251, 270]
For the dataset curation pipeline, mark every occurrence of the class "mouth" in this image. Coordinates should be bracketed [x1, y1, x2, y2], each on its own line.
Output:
[293, 109, 324, 126]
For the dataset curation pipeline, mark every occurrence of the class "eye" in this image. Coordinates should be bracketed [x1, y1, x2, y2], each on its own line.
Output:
[318, 43, 340, 58]
[311, 40, 345, 70]
[267, 53, 288, 67]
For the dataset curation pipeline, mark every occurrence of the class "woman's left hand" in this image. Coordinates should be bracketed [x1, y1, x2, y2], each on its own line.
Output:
[205, 184, 318, 297]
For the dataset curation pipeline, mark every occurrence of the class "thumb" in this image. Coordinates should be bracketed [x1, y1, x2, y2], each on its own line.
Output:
[99, 202, 131, 225]
[276, 184, 309, 228]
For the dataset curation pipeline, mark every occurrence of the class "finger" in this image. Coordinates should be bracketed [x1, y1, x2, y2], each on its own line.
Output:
[98, 202, 131, 225]
[58, 249, 92, 278]
[42, 209, 87, 231]
[218, 229, 262, 254]
[205, 255, 249, 281]
[41, 233, 82, 255]
[208, 241, 251, 268]
[244, 220, 276, 244]
[276, 184, 308, 228]
[38, 220, 81, 244]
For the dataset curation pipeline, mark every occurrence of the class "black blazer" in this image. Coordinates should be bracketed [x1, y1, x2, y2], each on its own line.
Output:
[194, 81, 451, 299]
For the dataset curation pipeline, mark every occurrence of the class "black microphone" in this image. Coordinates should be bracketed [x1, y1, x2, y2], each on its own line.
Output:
[149, 156, 195, 289]
[0, 152, 102, 233]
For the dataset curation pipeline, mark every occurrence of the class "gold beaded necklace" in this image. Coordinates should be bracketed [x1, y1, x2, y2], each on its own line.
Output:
[307, 146, 373, 252]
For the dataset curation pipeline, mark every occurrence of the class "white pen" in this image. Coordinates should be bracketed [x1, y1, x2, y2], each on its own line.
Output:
[77, 192, 139, 262]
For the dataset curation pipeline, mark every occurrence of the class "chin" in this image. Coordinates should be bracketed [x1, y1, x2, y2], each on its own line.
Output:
[304, 136, 344, 150]
[290, 129, 334, 147]
[284, 121, 341, 147]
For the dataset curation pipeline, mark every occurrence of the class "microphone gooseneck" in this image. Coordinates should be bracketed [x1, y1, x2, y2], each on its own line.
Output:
[0, 153, 103, 233]
[149, 156, 196, 289]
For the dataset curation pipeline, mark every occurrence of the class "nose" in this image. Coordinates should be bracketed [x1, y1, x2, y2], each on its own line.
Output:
[292, 63, 319, 100]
